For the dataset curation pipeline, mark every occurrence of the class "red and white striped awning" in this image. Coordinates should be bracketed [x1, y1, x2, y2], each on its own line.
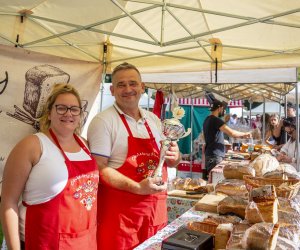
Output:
[164, 98, 243, 107]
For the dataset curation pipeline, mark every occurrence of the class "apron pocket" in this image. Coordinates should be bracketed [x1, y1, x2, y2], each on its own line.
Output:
[58, 225, 97, 250]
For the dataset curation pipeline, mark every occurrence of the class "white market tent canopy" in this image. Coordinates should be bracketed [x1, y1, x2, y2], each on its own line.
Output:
[245, 102, 285, 116]
[0, 0, 300, 101]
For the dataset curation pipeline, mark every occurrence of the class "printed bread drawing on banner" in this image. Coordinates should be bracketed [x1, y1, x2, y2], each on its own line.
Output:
[0, 71, 8, 95]
[23, 65, 70, 118]
[6, 64, 89, 130]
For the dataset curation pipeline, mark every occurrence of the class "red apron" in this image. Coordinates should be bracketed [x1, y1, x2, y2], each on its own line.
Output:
[23, 129, 99, 250]
[97, 114, 168, 250]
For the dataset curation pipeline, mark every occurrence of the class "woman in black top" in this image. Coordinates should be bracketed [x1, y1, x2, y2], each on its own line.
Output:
[265, 113, 285, 147]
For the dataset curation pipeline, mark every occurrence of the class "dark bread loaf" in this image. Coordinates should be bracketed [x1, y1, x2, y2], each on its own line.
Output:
[215, 179, 248, 198]
[23, 65, 70, 118]
[217, 196, 248, 219]
[223, 164, 255, 180]
[242, 223, 280, 250]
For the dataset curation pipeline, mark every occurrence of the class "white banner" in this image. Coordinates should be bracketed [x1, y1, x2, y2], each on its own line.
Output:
[0, 44, 102, 182]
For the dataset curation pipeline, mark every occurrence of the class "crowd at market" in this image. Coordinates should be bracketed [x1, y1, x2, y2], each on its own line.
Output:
[0, 62, 299, 249]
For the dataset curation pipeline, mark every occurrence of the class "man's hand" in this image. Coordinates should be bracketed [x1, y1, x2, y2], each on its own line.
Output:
[134, 177, 167, 195]
[164, 141, 181, 167]
[242, 132, 252, 139]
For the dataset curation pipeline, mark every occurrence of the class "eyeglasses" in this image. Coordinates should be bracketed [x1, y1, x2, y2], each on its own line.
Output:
[54, 104, 82, 116]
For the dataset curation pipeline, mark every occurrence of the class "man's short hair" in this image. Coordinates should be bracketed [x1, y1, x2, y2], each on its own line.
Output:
[287, 102, 296, 110]
[282, 116, 296, 128]
[210, 99, 227, 111]
[111, 62, 141, 80]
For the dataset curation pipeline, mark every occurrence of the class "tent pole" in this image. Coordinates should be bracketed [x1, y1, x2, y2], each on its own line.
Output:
[284, 96, 288, 142]
[190, 98, 194, 178]
[100, 43, 108, 112]
[249, 100, 252, 128]
[295, 82, 299, 171]
[262, 98, 266, 144]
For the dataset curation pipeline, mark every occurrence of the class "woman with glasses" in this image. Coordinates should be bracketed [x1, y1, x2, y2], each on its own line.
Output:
[1, 83, 99, 250]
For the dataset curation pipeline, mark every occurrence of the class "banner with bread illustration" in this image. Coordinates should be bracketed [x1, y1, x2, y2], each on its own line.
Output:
[0, 44, 102, 184]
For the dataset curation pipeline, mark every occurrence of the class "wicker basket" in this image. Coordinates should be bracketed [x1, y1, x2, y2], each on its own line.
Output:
[243, 175, 300, 199]
[187, 221, 218, 235]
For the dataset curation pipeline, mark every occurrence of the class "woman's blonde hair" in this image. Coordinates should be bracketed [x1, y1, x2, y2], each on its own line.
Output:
[39, 83, 83, 134]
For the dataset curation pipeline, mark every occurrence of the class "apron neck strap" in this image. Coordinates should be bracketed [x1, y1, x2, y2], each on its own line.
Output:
[49, 128, 91, 159]
[118, 113, 155, 139]
[49, 128, 68, 160]
[119, 114, 133, 137]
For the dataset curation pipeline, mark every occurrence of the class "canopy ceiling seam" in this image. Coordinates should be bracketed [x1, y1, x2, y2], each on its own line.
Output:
[165, 2, 300, 30]
[22, 5, 159, 47]
[111, 0, 159, 43]
[160, 0, 166, 46]
[164, 8, 300, 46]
[166, 6, 213, 61]
[27, 17, 100, 61]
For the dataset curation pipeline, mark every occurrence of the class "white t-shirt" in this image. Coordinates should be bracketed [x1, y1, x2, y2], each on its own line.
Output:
[280, 138, 296, 160]
[19, 132, 92, 240]
[87, 103, 164, 169]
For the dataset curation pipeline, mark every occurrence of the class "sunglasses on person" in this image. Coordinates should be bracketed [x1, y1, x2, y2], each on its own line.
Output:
[55, 104, 82, 116]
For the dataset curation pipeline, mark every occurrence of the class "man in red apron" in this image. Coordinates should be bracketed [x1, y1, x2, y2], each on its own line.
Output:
[88, 62, 181, 250]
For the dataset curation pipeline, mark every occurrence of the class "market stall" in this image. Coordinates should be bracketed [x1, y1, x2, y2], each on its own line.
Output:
[136, 152, 300, 249]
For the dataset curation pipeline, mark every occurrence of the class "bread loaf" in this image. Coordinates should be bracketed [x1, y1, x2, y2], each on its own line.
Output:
[172, 178, 185, 190]
[184, 178, 207, 191]
[23, 65, 70, 118]
[223, 164, 255, 180]
[250, 185, 277, 203]
[194, 194, 227, 213]
[263, 171, 287, 179]
[203, 215, 242, 225]
[225, 222, 251, 249]
[187, 184, 214, 193]
[215, 179, 248, 198]
[264, 164, 300, 180]
[241, 223, 280, 250]
[278, 224, 300, 246]
[245, 199, 279, 224]
[187, 221, 218, 235]
[215, 223, 233, 250]
[277, 197, 300, 225]
[183, 177, 192, 190]
[275, 236, 298, 250]
[250, 154, 279, 177]
[217, 196, 248, 219]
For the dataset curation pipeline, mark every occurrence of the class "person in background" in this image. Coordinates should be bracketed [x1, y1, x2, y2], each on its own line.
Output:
[287, 102, 297, 118]
[273, 102, 297, 147]
[202, 100, 252, 180]
[223, 114, 231, 140]
[1, 83, 99, 250]
[228, 114, 238, 126]
[265, 113, 285, 147]
[224, 114, 231, 125]
[276, 116, 298, 166]
[252, 114, 262, 130]
[87, 62, 181, 250]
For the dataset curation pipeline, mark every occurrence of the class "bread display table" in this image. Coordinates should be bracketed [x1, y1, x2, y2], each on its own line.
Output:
[134, 208, 209, 250]
[167, 191, 203, 223]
